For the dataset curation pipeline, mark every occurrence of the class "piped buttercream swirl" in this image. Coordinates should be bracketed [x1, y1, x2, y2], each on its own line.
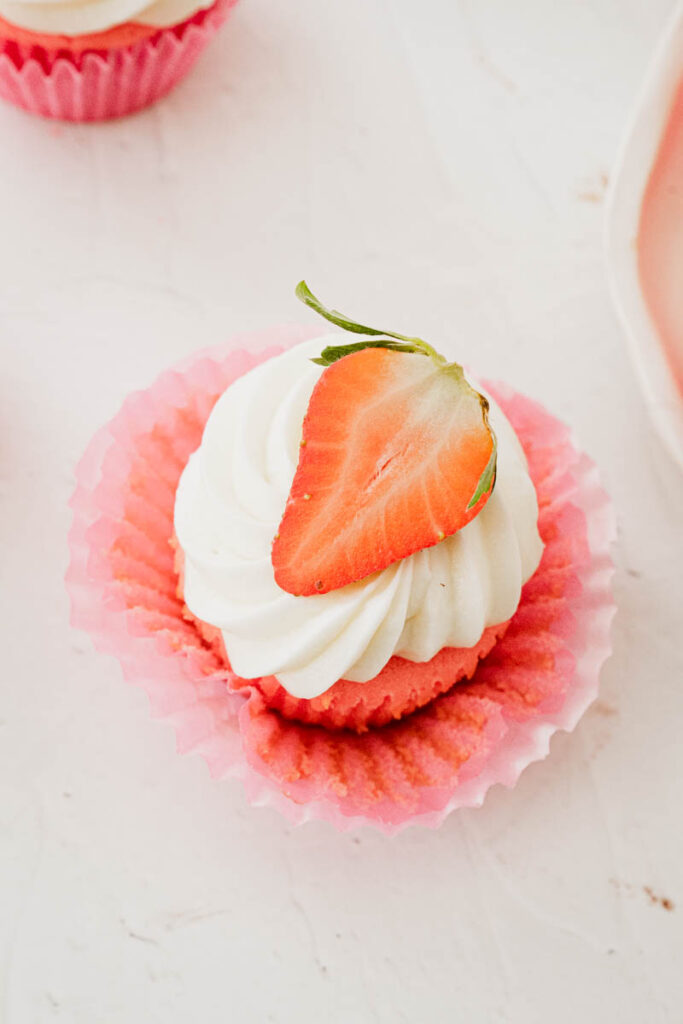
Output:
[174, 337, 544, 699]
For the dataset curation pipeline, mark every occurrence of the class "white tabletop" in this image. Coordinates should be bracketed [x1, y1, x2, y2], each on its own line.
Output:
[2, 1, 683, 1021]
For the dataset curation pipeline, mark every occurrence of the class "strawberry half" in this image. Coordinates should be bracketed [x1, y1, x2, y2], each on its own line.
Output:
[271, 283, 497, 597]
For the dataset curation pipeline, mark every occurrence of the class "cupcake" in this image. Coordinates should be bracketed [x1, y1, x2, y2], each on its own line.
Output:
[67, 286, 616, 831]
[174, 284, 544, 733]
[0, 0, 238, 120]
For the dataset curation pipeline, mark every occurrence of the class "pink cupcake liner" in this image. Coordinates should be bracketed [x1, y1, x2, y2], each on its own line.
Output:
[66, 326, 616, 833]
[0, 0, 237, 121]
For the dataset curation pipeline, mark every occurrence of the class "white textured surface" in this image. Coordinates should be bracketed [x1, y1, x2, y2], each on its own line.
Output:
[1, 1, 682, 1021]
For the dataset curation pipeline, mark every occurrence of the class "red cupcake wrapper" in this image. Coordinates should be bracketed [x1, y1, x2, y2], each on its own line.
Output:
[66, 327, 616, 832]
[0, 0, 237, 121]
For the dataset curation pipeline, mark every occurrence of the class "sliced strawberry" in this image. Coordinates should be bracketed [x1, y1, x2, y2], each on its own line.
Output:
[271, 343, 496, 596]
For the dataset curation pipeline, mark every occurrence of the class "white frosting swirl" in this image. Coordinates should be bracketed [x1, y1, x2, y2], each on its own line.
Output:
[174, 337, 543, 699]
[0, 0, 211, 37]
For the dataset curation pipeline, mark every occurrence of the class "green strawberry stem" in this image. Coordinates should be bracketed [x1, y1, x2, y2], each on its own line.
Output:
[296, 280, 445, 366]
[295, 280, 498, 511]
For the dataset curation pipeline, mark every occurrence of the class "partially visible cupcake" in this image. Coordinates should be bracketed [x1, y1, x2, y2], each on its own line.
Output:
[173, 285, 544, 733]
[0, 0, 239, 120]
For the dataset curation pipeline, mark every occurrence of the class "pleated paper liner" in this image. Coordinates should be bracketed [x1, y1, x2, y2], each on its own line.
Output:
[67, 326, 616, 832]
[0, 0, 237, 121]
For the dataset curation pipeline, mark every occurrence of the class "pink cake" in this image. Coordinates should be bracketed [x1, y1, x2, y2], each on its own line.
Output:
[174, 540, 510, 733]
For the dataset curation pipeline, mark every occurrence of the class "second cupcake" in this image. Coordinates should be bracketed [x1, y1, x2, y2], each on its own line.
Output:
[0, 0, 239, 120]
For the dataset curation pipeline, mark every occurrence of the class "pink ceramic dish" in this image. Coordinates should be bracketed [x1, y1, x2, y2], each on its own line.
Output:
[606, 1, 683, 470]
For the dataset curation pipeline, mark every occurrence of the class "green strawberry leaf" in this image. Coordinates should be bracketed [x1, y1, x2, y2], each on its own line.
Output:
[296, 280, 443, 363]
[296, 280, 411, 340]
[467, 443, 497, 509]
[311, 339, 424, 366]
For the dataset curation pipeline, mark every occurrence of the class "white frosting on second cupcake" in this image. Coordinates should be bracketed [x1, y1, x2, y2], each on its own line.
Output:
[0, 0, 213, 37]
